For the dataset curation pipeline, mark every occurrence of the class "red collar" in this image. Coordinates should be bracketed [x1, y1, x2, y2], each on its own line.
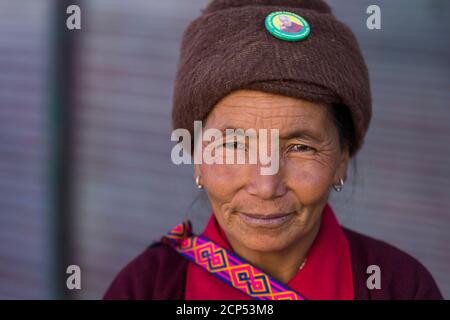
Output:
[185, 203, 354, 300]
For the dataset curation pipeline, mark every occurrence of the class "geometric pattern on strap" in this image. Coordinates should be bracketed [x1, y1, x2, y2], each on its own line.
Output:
[162, 220, 306, 300]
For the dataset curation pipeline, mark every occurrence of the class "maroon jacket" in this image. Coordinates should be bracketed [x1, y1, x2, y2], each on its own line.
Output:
[104, 228, 443, 300]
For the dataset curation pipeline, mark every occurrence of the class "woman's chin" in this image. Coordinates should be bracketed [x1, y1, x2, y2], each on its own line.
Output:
[230, 230, 299, 253]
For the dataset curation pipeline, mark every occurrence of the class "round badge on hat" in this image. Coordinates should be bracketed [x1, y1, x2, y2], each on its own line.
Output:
[265, 11, 310, 42]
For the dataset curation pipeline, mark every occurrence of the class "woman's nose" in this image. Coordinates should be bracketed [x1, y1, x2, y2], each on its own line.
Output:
[245, 167, 287, 200]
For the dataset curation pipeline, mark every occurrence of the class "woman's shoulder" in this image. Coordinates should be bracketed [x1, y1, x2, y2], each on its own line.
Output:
[103, 242, 188, 300]
[342, 227, 443, 300]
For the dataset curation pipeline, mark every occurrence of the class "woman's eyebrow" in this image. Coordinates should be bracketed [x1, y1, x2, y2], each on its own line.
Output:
[218, 127, 258, 137]
[215, 127, 322, 141]
[280, 129, 324, 142]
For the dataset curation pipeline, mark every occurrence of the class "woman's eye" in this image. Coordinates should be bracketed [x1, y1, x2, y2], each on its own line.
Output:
[289, 144, 314, 153]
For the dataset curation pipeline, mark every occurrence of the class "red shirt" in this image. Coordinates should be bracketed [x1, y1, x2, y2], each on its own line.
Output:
[104, 207, 443, 300]
[185, 204, 354, 300]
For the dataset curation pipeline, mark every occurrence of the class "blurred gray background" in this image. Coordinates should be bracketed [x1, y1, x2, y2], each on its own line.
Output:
[0, 0, 449, 299]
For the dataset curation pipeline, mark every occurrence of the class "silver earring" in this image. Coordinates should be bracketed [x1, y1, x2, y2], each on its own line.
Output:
[333, 178, 345, 192]
[195, 176, 203, 189]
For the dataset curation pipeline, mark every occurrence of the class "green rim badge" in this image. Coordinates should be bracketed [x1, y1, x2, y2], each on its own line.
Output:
[265, 11, 311, 42]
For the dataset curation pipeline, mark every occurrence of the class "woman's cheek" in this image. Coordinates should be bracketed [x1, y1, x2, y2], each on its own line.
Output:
[286, 161, 333, 203]
[202, 163, 246, 200]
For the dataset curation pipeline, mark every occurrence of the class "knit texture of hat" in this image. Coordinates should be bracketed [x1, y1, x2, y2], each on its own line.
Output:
[172, 0, 372, 156]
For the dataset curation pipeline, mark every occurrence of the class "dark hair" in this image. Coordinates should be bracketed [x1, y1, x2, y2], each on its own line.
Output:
[328, 104, 356, 157]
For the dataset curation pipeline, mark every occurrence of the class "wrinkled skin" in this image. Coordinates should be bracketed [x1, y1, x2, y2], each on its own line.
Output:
[194, 90, 350, 283]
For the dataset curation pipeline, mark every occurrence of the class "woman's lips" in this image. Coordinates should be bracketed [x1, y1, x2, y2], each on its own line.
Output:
[238, 211, 294, 227]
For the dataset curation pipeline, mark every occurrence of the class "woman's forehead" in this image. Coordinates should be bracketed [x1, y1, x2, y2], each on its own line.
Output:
[206, 90, 331, 130]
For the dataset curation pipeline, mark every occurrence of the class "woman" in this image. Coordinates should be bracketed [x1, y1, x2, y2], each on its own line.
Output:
[104, 0, 442, 300]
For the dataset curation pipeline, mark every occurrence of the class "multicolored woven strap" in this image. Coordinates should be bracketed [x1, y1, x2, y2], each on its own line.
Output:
[162, 220, 306, 300]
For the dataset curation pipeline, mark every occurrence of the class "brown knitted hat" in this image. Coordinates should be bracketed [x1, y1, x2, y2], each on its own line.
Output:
[172, 0, 372, 156]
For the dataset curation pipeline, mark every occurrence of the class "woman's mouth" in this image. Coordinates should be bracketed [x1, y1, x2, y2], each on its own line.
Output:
[238, 212, 294, 227]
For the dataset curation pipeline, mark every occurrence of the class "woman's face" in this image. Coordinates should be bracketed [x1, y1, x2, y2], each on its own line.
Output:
[195, 90, 349, 253]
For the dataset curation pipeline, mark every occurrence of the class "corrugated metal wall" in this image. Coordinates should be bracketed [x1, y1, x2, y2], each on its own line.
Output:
[70, 0, 207, 299]
[328, 0, 450, 299]
[0, 0, 449, 299]
[0, 0, 51, 299]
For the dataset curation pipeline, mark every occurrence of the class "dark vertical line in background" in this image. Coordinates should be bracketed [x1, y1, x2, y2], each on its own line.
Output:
[48, 0, 81, 299]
